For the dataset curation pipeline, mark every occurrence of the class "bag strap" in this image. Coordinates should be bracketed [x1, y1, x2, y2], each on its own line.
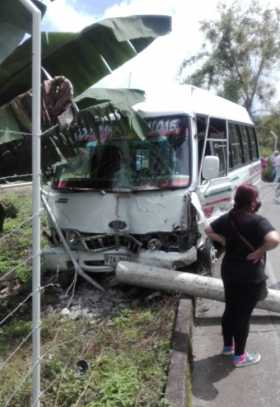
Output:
[230, 219, 255, 252]
[230, 215, 265, 265]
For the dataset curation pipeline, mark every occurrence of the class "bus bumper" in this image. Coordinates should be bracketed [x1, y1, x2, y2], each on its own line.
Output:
[42, 246, 197, 273]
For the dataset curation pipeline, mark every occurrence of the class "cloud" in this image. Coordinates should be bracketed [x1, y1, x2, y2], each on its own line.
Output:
[42, 0, 280, 99]
[97, 0, 220, 91]
[102, 0, 176, 18]
[97, 0, 280, 98]
[42, 0, 96, 32]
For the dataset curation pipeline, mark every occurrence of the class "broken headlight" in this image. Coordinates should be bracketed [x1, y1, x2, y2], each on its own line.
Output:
[64, 229, 82, 249]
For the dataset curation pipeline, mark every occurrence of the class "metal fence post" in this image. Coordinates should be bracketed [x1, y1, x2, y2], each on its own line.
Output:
[18, 1, 41, 406]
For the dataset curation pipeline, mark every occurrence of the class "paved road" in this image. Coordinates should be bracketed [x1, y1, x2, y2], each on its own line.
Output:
[192, 181, 280, 407]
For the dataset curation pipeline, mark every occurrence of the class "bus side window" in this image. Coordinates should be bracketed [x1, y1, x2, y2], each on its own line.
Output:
[239, 125, 250, 164]
[246, 126, 259, 161]
[208, 118, 227, 176]
[228, 123, 243, 169]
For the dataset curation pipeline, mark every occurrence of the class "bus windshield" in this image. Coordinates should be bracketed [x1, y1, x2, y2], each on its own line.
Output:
[52, 115, 191, 192]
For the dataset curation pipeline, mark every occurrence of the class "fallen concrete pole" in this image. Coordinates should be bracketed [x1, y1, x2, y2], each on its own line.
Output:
[116, 261, 280, 314]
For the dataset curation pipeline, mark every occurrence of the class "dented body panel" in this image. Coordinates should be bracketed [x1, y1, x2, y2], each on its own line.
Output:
[46, 188, 191, 234]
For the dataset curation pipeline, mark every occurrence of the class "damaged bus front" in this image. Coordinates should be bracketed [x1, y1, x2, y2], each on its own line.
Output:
[43, 85, 260, 278]
[43, 109, 200, 275]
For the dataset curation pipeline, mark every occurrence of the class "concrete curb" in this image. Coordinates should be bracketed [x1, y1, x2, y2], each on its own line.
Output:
[165, 297, 193, 407]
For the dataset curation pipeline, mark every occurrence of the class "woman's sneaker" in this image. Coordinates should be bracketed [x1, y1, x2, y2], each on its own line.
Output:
[234, 352, 261, 367]
[222, 345, 234, 355]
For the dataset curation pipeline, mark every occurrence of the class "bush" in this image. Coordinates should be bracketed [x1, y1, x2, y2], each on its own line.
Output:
[262, 158, 274, 182]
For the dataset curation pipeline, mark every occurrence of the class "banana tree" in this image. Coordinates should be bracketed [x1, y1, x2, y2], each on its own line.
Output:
[0, 6, 171, 178]
[0, 14, 171, 109]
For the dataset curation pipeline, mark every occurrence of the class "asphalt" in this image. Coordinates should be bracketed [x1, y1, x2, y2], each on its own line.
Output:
[192, 299, 280, 407]
[192, 258, 280, 407]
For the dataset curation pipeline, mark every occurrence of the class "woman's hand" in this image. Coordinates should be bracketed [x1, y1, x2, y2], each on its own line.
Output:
[246, 247, 265, 264]
[205, 226, 226, 246]
[247, 231, 280, 264]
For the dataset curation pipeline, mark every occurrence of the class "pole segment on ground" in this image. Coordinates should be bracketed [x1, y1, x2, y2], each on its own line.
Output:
[116, 261, 280, 313]
[18, 1, 42, 406]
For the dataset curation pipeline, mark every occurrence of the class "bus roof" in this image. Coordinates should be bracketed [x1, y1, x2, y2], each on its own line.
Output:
[133, 85, 254, 125]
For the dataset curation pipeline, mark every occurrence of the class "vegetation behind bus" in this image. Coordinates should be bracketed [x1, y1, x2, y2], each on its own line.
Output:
[178, 0, 280, 117]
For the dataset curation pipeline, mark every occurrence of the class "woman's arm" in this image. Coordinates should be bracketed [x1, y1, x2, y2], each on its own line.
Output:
[205, 225, 226, 246]
[247, 230, 280, 264]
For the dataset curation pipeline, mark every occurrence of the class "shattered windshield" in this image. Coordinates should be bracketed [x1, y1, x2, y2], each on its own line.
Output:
[51, 115, 191, 191]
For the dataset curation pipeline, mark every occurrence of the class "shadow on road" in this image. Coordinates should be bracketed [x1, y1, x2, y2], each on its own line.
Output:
[192, 353, 234, 401]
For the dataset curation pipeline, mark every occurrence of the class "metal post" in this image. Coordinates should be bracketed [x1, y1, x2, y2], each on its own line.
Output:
[18, 1, 41, 406]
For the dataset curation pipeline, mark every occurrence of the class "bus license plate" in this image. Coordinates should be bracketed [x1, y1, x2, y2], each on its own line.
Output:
[104, 254, 130, 266]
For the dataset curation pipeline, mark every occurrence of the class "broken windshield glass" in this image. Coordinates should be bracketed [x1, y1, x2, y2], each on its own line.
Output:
[51, 114, 191, 192]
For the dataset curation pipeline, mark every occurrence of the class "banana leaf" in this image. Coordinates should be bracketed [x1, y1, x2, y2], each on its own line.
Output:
[76, 87, 149, 140]
[0, 105, 23, 145]
[75, 87, 145, 110]
[0, 14, 171, 108]
[0, 0, 46, 65]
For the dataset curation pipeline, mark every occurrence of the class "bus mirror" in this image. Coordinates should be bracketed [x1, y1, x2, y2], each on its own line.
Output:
[202, 156, 220, 180]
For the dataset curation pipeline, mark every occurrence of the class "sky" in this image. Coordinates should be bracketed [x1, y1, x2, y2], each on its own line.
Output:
[41, 0, 280, 99]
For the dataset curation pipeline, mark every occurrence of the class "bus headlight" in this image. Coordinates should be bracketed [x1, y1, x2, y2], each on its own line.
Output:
[147, 238, 162, 251]
[65, 230, 81, 248]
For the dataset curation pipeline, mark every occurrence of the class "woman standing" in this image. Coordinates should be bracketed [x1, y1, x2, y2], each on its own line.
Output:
[205, 184, 280, 367]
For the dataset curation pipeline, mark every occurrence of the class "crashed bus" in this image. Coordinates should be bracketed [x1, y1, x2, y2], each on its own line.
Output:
[42, 85, 261, 278]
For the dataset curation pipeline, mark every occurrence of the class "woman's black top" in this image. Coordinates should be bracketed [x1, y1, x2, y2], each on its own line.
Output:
[211, 210, 275, 284]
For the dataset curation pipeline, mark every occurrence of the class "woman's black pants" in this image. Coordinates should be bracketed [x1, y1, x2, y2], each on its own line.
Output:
[222, 281, 265, 355]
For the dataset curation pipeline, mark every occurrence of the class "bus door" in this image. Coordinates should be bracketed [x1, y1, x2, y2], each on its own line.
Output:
[197, 115, 233, 219]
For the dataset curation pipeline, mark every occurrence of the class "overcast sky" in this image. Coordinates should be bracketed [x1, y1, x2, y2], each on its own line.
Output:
[41, 0, 280, 99]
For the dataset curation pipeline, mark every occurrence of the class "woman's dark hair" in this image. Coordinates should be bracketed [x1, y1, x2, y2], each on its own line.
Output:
[234, 183, 260, 212]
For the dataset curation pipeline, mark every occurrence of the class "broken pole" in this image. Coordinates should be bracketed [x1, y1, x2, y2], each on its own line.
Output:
[116, 261, 280, 313]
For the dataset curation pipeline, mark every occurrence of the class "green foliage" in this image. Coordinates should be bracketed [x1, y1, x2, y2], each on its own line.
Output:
[0, 190, 176, 406]
[256, 109, 280, 153]
[179, 0, 280, 114]
[0, 191, 47, 284]
[0, 320, 32, 340]
[0, 192, 32, 283]
[1, 297, 175, 406]
[88, 356, 140, 407]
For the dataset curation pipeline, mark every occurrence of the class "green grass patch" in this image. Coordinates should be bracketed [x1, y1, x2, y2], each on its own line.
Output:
[0, 297, 175, 406]
[0, 190, 176, 406]
[0, 191, 47, 283]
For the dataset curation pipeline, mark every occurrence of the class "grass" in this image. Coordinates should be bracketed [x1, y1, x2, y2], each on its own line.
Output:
[0, 191, 48, 283]
[0, 190, 177, 406]
[0, 296, 176, 407]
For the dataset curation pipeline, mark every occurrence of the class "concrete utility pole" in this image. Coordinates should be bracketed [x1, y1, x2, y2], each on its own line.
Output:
[116, 261, 280, 313]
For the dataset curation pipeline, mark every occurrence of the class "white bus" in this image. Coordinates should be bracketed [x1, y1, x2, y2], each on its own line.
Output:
[43, 85, 261, 277]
